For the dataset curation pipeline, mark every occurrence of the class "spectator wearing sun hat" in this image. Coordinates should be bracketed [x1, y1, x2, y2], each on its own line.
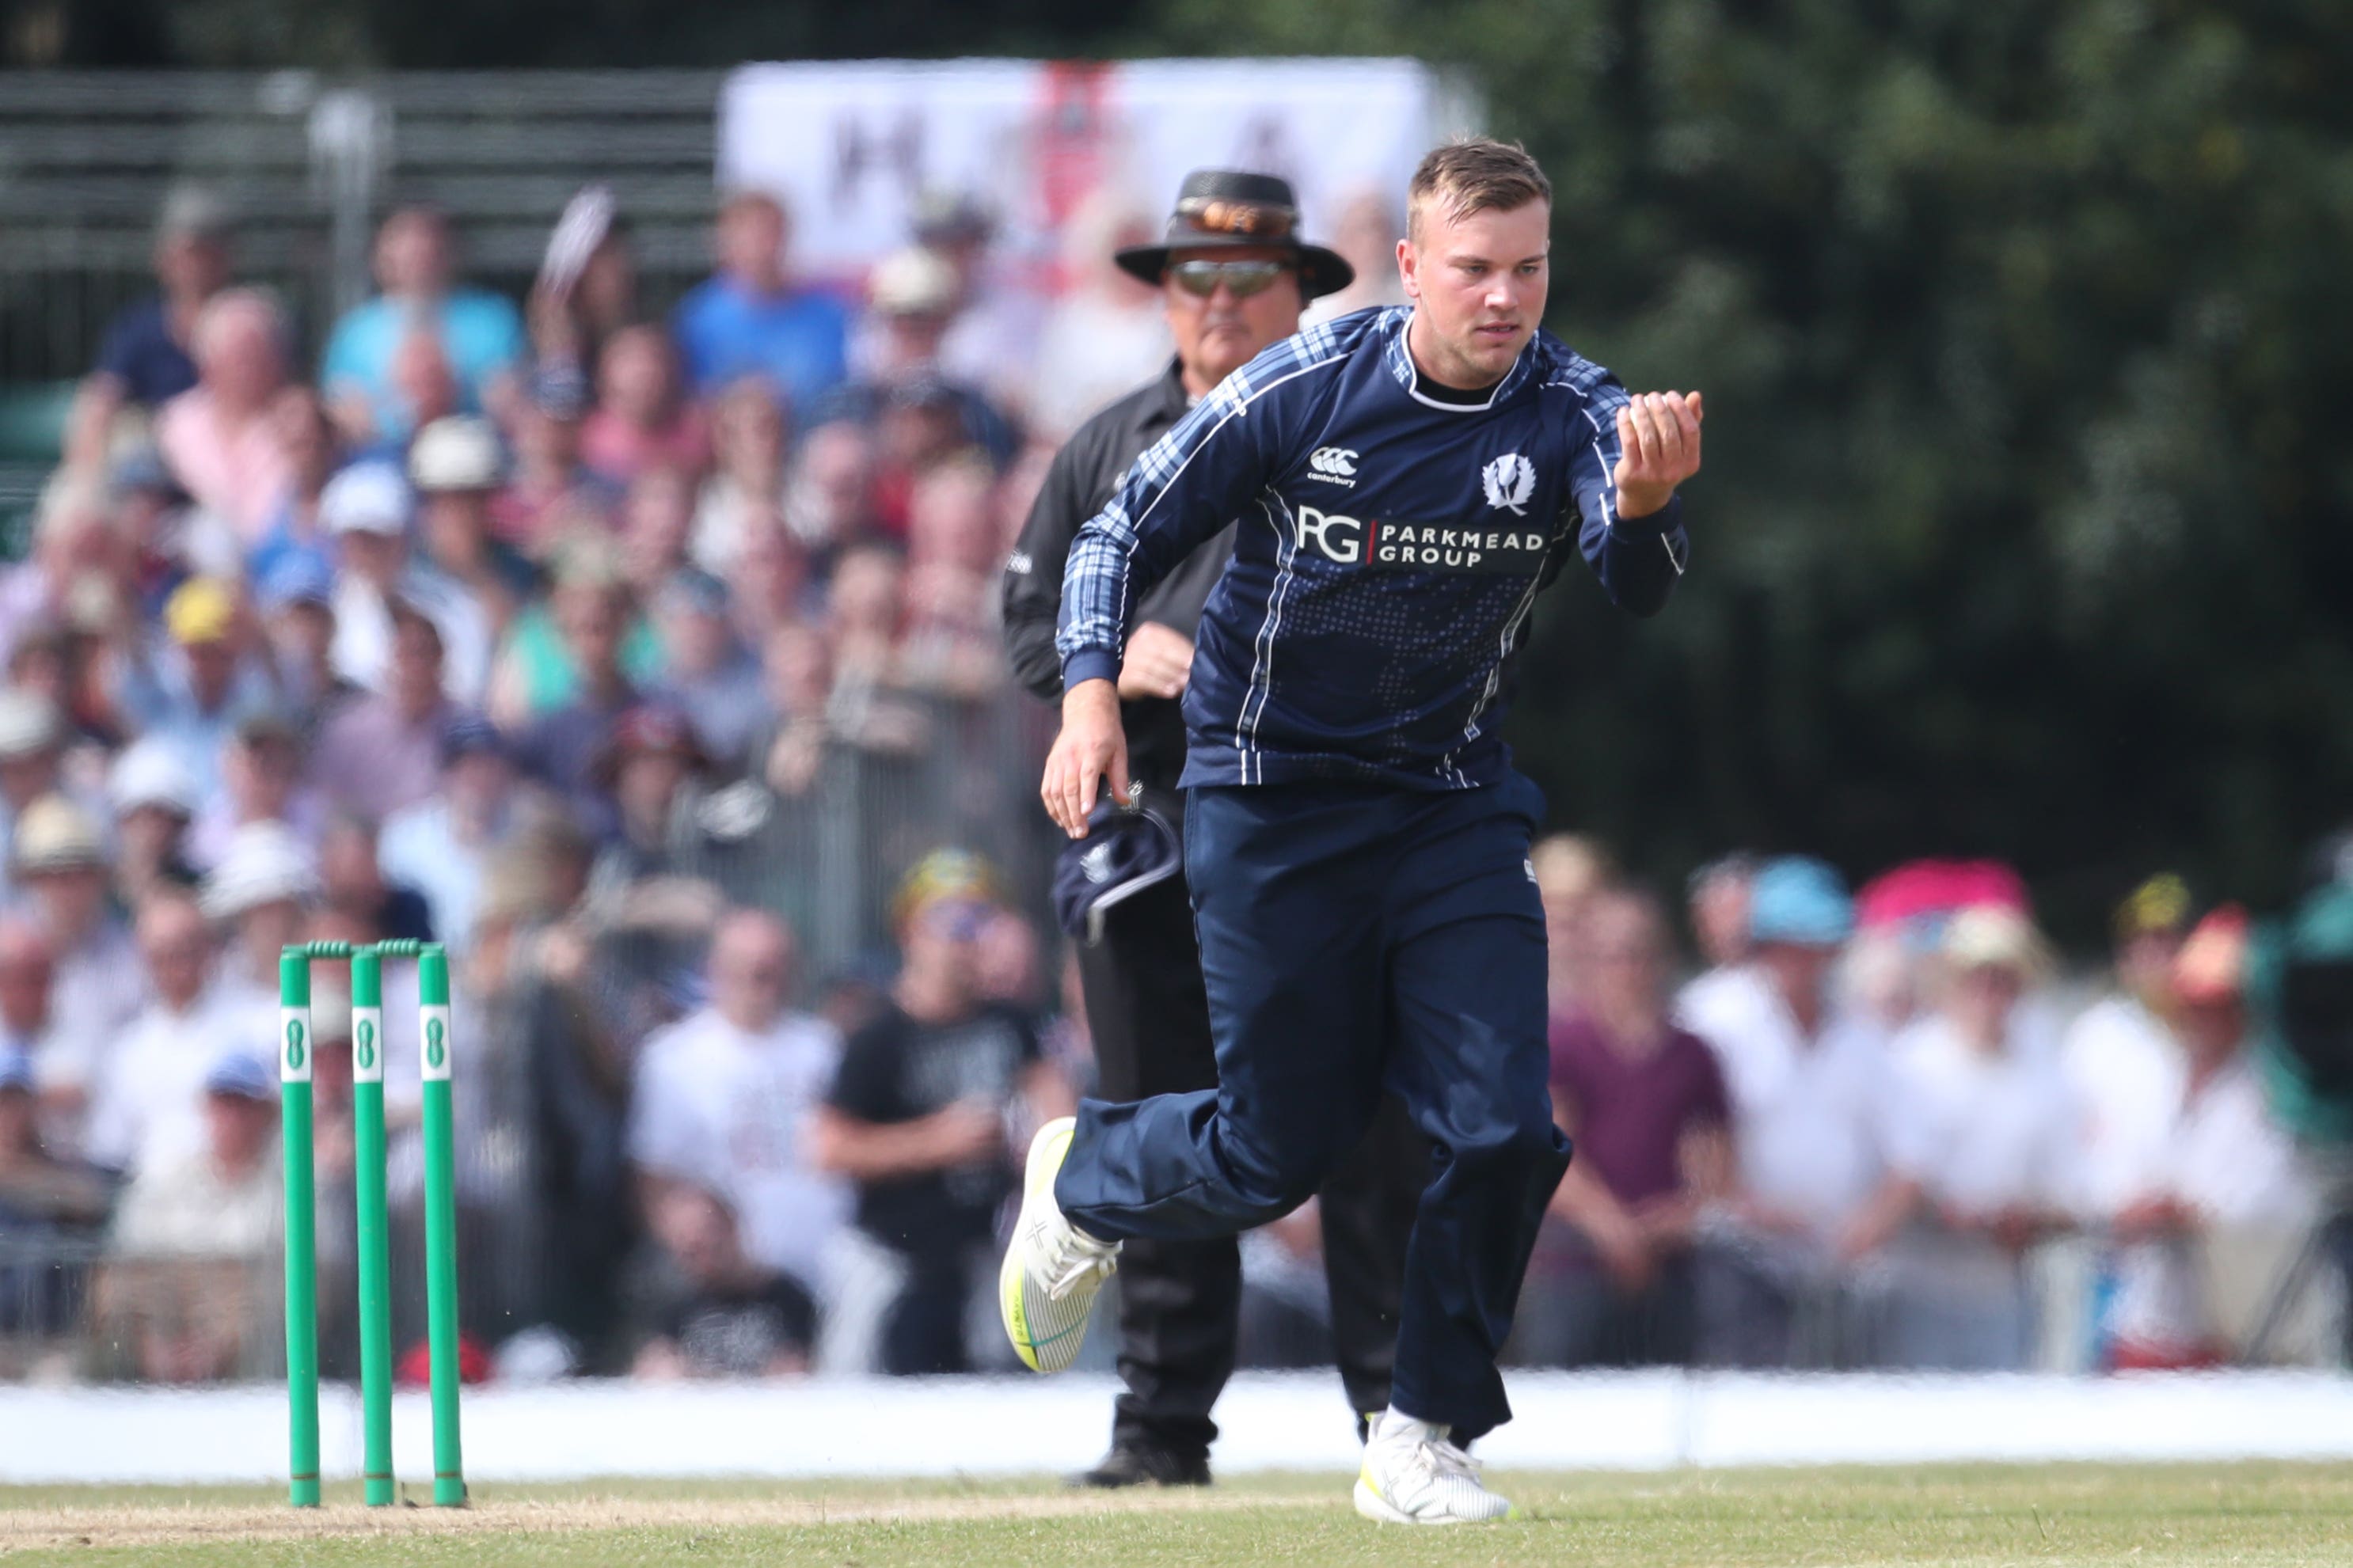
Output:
[13, 795, 144, 1106]
[200, 818, 318, 1008]
[323, 459, 492, 706]
[411, 415, 538, 632]
[0, 687, 71, 904]
[108, 737, 203, 908]
[1880, 905, 2080, 1370]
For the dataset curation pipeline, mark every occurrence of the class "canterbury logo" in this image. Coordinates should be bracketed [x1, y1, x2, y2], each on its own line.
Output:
[1481, 453, 1537, 514]
[1309, 446, 1358, 478]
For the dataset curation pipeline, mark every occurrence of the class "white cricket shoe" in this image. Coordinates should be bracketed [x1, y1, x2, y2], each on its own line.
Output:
[1353, 1410, 1517, 1524]
[999, 1117, 1120, 1372]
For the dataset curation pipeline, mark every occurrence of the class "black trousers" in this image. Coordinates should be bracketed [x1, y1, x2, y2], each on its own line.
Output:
[1074, 837, 1424, 1459]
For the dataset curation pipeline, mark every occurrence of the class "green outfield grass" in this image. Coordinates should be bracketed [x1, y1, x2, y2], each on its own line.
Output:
[2, 1461, 2348, 1565]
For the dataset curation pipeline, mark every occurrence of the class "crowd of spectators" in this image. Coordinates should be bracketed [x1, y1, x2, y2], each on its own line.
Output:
[1524, 849, 2325, 1373]
[0, 177, 2335, 1388]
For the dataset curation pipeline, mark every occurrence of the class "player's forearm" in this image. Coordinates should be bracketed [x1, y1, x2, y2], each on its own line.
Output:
[1054, 522, 1142, 690]
[1593, 496, 1688, 618]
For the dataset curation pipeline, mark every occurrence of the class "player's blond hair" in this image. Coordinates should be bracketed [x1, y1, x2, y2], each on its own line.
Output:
[1406, 139, 1552, 245]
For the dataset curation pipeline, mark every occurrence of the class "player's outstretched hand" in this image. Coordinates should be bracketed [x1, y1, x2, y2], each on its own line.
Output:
[1613, 389, 1704, 521]
[1042, 678, 1131, 839]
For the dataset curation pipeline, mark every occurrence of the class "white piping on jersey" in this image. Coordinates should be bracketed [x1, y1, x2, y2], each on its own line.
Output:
[1090, 355, 1345, 670]
[1236, 492, 1301, 785]
[1445, 545, 1548, 784]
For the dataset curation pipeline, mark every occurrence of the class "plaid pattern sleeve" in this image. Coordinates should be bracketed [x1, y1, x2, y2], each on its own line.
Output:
[1054, 319, 1350, 690]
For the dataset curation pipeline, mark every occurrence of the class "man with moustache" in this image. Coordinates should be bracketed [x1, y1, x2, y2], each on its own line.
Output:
[1002, 171, 1424, 1490]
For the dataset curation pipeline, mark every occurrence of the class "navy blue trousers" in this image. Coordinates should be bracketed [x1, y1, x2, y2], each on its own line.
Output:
[1055, 774, 1571, 1441]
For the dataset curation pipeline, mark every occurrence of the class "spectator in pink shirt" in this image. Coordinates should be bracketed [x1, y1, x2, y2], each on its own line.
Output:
[154, 290, 295, 546]
[580, 326, 710, 487]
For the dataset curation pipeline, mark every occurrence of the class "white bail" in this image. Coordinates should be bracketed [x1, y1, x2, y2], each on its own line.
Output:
[420, 1004, 452, 1082]
[352, 1005, 385, 1085]
[279, 1006, 313, 1084]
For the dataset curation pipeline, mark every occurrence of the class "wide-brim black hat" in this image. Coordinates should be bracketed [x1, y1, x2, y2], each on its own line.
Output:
[1114, 169, 1355, 301]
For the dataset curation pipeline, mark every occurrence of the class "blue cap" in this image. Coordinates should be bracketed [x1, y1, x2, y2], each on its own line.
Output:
[1748, 856, 1854, 947]
[1053, 800, 1182, 946]
[202, 1052, 276, 1102]
[440, 711, 507, 766]
[0, 1050, 32, 1094]
[258, 550, 335, 611]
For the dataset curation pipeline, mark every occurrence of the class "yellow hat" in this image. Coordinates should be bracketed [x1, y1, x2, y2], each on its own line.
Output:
[2115, 873, 2191, 942]
[164, 577, 236, 646]
[892, 849, 1000, 929]
[13, 793, 105, 873]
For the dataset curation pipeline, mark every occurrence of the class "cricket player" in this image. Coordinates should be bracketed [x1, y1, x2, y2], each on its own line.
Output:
[1001, 138, 1702, 1524]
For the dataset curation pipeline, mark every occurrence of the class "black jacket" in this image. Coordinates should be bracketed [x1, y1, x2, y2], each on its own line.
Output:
[1001, 363, 1236, 792]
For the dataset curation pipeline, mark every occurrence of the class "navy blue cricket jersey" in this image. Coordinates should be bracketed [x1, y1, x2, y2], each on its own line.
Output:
[1056, 306, 1691, 791]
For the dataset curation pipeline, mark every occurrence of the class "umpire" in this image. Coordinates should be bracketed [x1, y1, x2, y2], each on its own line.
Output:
[1003, 171, 1423, 1488]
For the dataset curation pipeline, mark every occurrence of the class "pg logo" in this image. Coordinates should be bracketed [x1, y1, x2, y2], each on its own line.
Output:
[1294, 504, 1364, 564]
[1308, 446, 1357, 479]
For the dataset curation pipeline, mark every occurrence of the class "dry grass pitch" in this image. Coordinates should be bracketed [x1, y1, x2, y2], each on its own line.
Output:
[2, 1460, 2348, 1564]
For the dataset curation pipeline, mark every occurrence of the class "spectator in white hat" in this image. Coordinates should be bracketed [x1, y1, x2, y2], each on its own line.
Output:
[84, 891, 242, 1175]
[14, 795, 143, 1097]
[0, 687, 69, 904]
[323, 461, 491, 704]
[108, 738, 202, 909]
[1881, 905, 2080, 1369]
[200, 818, 317, 1011]
[412, 415, 535, 634]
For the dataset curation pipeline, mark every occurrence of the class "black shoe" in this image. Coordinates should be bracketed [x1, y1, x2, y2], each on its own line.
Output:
[1068, 1445, 1213, 1489]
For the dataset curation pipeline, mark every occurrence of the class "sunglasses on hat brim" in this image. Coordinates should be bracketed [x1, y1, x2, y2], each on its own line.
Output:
[1168, 259, 1294, 298]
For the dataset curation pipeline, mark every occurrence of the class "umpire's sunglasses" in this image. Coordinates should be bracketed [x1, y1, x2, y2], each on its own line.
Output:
[1169, 259, 1292, 298]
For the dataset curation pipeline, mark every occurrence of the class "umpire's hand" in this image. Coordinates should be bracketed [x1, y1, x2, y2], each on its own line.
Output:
[1043, 678, 1131, 839]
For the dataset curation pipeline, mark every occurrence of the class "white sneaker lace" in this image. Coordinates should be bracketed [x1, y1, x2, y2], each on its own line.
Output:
[1398, 1433, 1483, 1486]
[1038, 1221, 1119, 1300]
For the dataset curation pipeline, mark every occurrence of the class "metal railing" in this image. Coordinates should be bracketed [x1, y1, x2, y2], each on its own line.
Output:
[0, 70, 728, 385]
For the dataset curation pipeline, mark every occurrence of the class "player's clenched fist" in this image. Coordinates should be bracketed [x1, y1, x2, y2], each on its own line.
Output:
[1611, 390, 1704, 521]
[1041, 678, 1132, 838]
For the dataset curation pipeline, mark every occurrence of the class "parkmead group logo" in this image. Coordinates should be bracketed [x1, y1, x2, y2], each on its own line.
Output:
[1481, 453, 1536, 514]
[285, 1019, 306, 1070]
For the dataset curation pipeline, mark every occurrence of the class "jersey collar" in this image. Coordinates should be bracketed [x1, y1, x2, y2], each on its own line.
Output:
[1382, 307, 1538, 412]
